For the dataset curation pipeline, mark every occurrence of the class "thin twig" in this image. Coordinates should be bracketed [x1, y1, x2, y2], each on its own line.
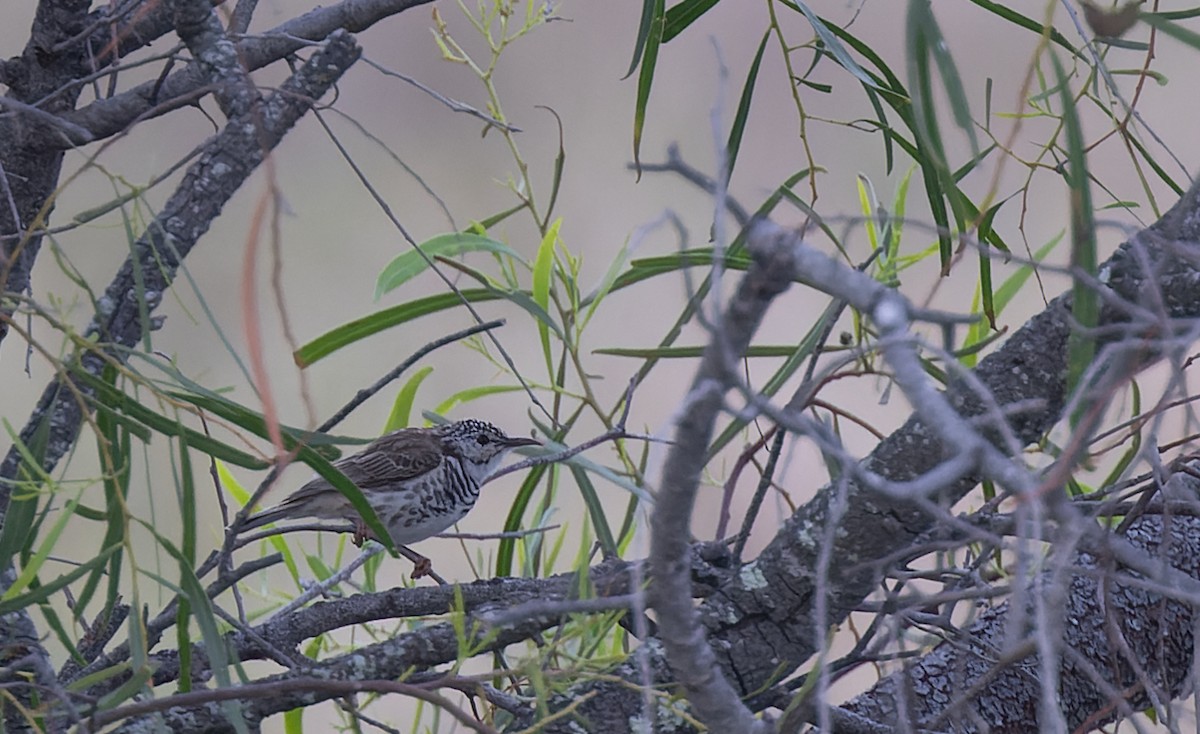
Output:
[438, 525, 560, 540]
[271, 544, 384, 619]
[361, 57, 519, 132]
[85, 677, 500, 734]
[634, 143, 750, 225]
[316, 319, 505, 435]
[732, 427, 784, 565]
[486, 377, 649, 484]
[309, 105, 554, 425]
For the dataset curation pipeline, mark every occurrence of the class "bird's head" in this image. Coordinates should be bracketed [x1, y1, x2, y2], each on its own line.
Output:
[437, 419, 540, 477]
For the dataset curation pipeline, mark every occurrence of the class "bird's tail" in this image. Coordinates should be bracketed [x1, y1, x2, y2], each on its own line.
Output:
[240, 505, 292, 532]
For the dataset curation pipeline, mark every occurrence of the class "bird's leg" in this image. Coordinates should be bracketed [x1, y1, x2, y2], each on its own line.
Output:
[397, 545, 435, 580]
[352, 519, 370, 547]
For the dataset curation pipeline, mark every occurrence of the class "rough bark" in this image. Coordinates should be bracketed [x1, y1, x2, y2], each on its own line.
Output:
[525, 183, 1200, 731]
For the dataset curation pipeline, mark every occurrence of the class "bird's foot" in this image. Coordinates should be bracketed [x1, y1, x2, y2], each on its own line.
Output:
[397, 545, 443, 584]
[410, 556, 433, 579]
[352, 520, 369, 547]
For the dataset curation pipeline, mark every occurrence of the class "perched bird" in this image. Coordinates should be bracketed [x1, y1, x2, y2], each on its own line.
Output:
[240, 419, 539, 578]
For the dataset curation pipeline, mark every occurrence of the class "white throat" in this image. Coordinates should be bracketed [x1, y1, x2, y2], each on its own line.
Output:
[463, 451, 508, 485]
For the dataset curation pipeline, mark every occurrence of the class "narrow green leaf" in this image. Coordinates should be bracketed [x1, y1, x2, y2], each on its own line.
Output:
[71, 370, 271, 470]
[857, 174, 881, 253]
[816, 13, 908, 97]
[497, 466, 546, 577]
[663, 0, 721, 42]
[1124, 131, 1184, 195]
[383, 366, 433, 433]
[600, 249, 754, 297]
[37, 594, 84, 664]
[284, 707, 303, 733]
[0, 546, 119, 615]
[502, 288, 566, 341]
[885, 165, 916, 278]
[532, 220, 560, 378]
[0, 417, 51, 577]
[5, 489, 85, 600]
[918, 2, 978, 154]
[294, 289, 502, 367]
[907, 0, 960, 268]
[432, 385, 524, 417]
[973, 197, 1010, 330]
[147, 527, 248, 733]
[176, 596, 192, 694]
[78, 405, 152, 443]
[170, 390, 353, 458]
[374, 233, 526, 300]
[565, 454, 651, 503]
[965, 0, 1078, 53]
[952, 143, 999, 183]
[65, 661, 132, 692]
[864, 85, 895, 173]
[625, 0, 660, 78]
[978, 242, 995, 330]
[94, 662, 155, 711]
[1052, 53, 1098, 400]
[582, 239, 631, 330]
[75, 385, 130, 620]
[726, 31, 770, 180]
[1156, 8, 1200, 20]
[787, 2, 885, 91]
[1142, 12, 1200, 50]
[472, 202, 529, 232]
[541, 108, 567, 227]
[178, 439, 196, 566]
[632, 0, 666, 174]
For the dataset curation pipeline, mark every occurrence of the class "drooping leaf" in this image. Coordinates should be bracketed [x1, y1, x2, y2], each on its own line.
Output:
[632, 0, 666, 174]
[532, 220, 561, 377]
[1052, 53, 1098, 406]
[383, 366, 434, 432]
[375, 233, 526, 300]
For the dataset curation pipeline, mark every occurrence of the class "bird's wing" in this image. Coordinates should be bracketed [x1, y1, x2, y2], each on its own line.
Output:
[334, 428, 443, 491]
[265, 428, 443, 516]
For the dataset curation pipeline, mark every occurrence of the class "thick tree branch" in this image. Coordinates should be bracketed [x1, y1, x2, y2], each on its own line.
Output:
[0, 28, 362, 725]
[527, 179, 1200, 732]
[58, 0, 434, 144]
[650, 228, 799, 733]
[0, 0, 97, 350]
[0, 29, 362, 509]
[830, 475, 1200, 732]
[92, 552, 714, 731]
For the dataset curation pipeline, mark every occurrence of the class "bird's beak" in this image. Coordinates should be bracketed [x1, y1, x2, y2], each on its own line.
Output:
[503, 435, 542, 448]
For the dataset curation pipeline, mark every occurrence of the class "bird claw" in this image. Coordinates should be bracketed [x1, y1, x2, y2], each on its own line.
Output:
[410, 556, 433, 580]
[352, 520, 369, 547]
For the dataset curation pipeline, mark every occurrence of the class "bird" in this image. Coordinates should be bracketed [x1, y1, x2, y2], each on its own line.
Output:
[239, 419, 540, 579]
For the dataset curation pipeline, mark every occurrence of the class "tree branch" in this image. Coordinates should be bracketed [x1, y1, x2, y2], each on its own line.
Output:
[0, 28, 362, 725]
[526, 178, 1200, 732]
[829, 485, 1200, 732]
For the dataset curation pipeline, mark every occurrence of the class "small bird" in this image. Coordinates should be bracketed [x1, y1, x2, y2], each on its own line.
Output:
[240, 419, 540, 578]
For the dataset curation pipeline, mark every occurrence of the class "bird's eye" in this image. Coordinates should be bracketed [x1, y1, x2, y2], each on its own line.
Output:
[476, 434, 491, 446]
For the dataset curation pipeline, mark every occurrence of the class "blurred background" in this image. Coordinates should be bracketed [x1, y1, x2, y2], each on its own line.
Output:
[3, 0, 1198, 729]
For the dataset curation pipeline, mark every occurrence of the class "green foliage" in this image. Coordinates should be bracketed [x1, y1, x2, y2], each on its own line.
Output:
[3, 0, 1186, 730]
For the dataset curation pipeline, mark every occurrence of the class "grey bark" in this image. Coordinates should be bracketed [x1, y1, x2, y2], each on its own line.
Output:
[524, 184, 1200, 730]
